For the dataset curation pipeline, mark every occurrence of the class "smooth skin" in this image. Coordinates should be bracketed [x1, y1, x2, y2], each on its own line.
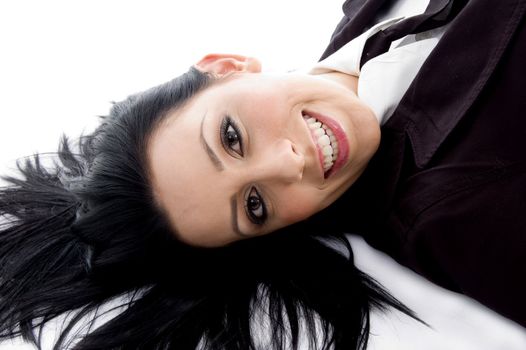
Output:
[147, 54, 380, 247]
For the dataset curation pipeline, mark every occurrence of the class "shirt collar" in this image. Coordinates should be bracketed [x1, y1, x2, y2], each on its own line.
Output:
[309, 16, 404, 77]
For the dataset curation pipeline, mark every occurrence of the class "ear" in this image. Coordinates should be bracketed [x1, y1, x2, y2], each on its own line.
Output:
[194, 53, 261, 76]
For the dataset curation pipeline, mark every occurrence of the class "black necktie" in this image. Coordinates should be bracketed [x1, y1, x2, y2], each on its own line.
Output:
[360, 0, 467, 67]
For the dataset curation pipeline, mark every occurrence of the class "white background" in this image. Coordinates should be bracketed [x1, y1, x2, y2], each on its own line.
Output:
[0, 1, 525, 349]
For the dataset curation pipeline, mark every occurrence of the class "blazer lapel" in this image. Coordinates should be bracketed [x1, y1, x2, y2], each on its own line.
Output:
[320, 0, 390, 60]
[322, 0, 526, 168]
[389, 0, 526, 168]
[319, 0, 526, 236]
[362, 0, 526, 234]
[360, 0, 463, 67]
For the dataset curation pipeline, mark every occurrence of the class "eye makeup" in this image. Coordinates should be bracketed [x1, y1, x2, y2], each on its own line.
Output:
[244, 186, 267, 225]
[220, 116, 244, 157]
[219, 116, 268, 227]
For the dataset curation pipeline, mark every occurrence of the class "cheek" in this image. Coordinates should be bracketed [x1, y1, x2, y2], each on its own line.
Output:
[241, 88, 290, 127]
[277, 191, 322, 225]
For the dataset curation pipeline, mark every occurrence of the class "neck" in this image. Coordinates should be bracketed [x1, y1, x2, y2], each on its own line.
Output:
[318, 71, 359, 94]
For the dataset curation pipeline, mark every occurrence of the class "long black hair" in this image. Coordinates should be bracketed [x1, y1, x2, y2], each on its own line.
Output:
[0, 67, 420, 350]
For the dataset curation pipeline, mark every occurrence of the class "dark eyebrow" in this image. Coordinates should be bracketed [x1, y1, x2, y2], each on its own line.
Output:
[230, 194, 251, 237]
[200, 113, 224, 171]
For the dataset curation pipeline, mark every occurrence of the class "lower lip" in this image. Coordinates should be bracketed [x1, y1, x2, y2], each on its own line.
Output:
[304, 110, 350, 179]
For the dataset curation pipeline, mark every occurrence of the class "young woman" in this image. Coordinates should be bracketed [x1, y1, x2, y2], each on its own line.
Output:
[1, 0, 525, 349]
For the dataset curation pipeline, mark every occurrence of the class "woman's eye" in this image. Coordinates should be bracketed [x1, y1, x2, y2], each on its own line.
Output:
[245, 187, 267, 225]
[221, 117, 243, 157]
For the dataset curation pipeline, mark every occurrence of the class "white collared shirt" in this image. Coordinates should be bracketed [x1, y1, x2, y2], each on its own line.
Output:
[310, 0, 449, 125]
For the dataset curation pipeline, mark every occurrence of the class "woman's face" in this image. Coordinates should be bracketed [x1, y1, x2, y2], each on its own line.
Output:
[148, 54, 380, 247]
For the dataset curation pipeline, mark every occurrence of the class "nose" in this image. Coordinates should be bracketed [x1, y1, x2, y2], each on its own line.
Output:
[256, 139, 305, 183]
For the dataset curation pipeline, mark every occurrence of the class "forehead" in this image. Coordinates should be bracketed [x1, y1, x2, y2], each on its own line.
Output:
[147, 97, 239, 246]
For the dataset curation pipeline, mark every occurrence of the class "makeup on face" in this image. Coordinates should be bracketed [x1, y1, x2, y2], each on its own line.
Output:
[148, 67, 380, 247]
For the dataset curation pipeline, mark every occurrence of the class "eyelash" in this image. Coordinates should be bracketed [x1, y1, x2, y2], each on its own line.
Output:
[220, 116, 268, 226]
[220, 116, 243, 157]
[244, 187, 267, 225]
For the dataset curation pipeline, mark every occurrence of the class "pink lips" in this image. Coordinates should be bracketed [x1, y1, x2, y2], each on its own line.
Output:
[303, 110, 350, 179]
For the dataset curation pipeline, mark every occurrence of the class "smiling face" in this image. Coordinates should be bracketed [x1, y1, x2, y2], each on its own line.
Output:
[147, 54, 380, 247]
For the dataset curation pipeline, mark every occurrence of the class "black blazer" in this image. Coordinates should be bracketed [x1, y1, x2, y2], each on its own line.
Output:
[321, 0, 526, 327]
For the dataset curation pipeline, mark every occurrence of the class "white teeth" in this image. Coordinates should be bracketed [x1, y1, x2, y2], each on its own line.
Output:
[317, 135, 330, 146]
[313, 128, 325, 137]
[309, 122, 322, 129]
[322, 145, 333, 156]
[303, 114, 340, 173]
